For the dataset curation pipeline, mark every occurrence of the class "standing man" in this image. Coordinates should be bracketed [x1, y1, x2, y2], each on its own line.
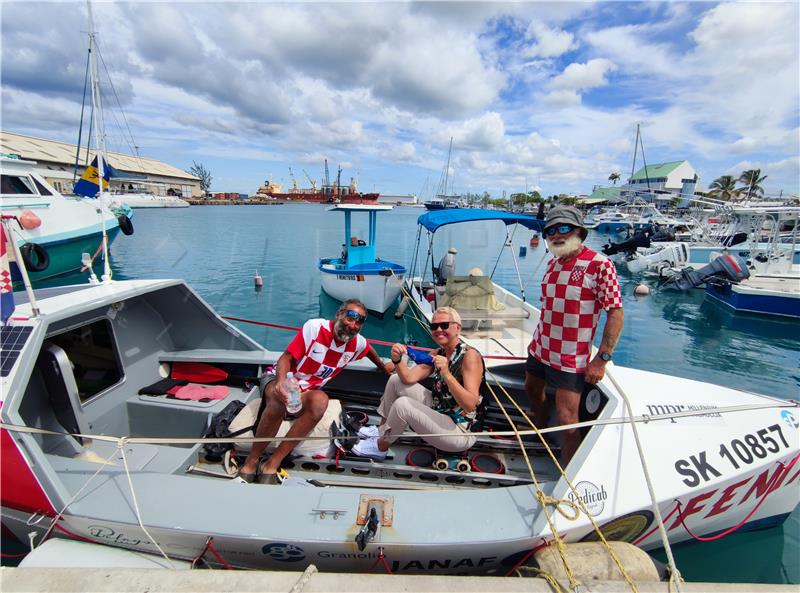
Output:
[239, 298, 394, 484]
[526, 205, 624, 464]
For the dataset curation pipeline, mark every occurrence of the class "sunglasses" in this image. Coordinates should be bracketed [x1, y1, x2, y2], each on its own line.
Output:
[545, 224, 575, 237]
[343, 309, 367, 324]
[429, 321, 452, 331]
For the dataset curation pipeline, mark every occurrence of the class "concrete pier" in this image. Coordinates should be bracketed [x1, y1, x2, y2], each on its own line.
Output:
[1, 567, 795, 593]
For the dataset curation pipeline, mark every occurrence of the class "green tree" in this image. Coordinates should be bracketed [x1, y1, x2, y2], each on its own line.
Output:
[188, 161, 213, 195]
[737, 168, 767, 200]
[708, 175, 739, 201]
[608, 172, 621, 185]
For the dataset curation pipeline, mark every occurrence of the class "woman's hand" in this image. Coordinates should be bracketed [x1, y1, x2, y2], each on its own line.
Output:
[432, 355, 450, 377]
[390, 343, 407, 363]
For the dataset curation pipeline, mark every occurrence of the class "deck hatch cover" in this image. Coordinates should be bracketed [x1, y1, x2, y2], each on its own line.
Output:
[1, 326, 32, 377]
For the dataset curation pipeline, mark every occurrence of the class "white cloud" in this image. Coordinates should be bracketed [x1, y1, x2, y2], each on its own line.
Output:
[524, 21, 577, 59]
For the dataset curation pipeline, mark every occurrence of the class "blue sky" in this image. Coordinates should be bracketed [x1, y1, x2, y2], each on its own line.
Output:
[2, 1, 798, 198]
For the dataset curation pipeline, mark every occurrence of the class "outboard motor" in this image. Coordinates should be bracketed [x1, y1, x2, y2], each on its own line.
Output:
[665, 254, 750, 291]
[434, 247, 458, 285]
[602, 231, 651, 256]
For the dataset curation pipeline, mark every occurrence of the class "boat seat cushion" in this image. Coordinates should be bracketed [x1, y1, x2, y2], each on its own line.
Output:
[229, 398, 342, 457]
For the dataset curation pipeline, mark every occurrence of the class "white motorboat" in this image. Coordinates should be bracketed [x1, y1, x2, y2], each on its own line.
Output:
[1, 271, 797, 574]
[318, 204, 405, 316]
[112, 191, 189, 209]
[0, 155, 131, 282]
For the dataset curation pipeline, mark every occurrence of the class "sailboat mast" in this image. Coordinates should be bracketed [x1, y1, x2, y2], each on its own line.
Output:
[443, 137, 453, 196]
[86, 0, 112, 282]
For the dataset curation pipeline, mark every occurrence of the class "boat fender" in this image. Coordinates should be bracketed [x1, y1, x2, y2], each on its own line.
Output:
[394, 296, 410, 319]
[117, 214, 134, 236]
[19, 242, 49, 272]
[19, 210, 42, 230]
[633, 283, 650, 296]
[533, 541, 660, 583]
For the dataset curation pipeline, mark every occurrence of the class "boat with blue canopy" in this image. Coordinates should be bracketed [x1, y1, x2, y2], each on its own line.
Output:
[402, 208, 546, 365]
[318, 204, 406, 315]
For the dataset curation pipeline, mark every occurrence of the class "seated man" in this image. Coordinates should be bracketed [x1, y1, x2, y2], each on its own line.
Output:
[238, 298, 393, 483]
[352, 307, 485, 459]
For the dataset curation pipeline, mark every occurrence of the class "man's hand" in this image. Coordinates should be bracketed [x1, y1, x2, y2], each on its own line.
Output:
[274, 378, 290, 406]
[585, 356, 608, 384]
[383, 360, 396, 375]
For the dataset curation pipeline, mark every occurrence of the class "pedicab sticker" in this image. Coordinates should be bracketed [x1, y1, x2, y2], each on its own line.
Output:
[567, 481, 607, 516]
[580, 510, 654, 543]
[262, 542, 306, 562]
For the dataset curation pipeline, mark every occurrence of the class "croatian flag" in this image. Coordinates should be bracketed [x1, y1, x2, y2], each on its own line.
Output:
[1, 225, 14, 324]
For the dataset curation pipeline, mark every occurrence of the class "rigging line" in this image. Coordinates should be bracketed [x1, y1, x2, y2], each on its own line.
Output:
[606, 366, 683, 591]
[96, 44, 144, 171]
[73, 45, 92, 183]
[2, 401, 795, 446]
[483, 372, 639, 593]
[118, 438, 176, 567]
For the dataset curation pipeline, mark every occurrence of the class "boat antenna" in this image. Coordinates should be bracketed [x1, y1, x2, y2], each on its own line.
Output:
[86, 0, 112, 283]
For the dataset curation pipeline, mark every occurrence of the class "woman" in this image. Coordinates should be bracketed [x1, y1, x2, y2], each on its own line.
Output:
[352, 307, 486, 459]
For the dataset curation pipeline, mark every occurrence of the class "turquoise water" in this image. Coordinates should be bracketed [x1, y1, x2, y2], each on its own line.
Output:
[7, 204, 800, 582]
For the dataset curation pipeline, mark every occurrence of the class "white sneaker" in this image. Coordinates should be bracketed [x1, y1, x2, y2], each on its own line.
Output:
[358, 425, 380, 439]
[351, 437, 387, 460]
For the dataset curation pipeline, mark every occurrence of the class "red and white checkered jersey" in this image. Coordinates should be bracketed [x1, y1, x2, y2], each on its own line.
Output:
[529, 246, 622, 373]
[286, 319, 369, 391]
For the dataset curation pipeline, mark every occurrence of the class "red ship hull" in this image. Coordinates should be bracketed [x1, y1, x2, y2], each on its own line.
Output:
[260, 192, 379, 204]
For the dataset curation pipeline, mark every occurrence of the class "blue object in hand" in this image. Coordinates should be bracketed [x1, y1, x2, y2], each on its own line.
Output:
[407, 348, 434, 365]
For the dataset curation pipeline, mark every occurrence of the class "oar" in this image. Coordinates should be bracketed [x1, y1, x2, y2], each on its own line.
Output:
[170, 362, 259, 385]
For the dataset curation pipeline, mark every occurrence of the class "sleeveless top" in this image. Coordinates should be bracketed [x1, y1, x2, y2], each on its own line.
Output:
[422, 343, 486, 431]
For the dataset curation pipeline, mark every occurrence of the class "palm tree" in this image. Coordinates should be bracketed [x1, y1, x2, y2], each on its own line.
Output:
[738, 169, 767, 201]
[608, 172, 621, 185]
[708, 175, 739, 201]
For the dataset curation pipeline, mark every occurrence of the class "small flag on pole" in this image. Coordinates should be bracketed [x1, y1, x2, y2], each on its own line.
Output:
[73, 155, 117, 197]
[1, 225, 15, 324]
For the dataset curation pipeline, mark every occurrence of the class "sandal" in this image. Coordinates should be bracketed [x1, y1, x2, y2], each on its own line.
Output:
[257, 472, 280, 485]
[237, 468, 257, 483]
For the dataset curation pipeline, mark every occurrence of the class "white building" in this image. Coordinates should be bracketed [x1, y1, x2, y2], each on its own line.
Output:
[378, 194, 418, 205]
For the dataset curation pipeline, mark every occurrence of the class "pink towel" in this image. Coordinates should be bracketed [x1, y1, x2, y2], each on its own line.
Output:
[167, 384, 229, 401]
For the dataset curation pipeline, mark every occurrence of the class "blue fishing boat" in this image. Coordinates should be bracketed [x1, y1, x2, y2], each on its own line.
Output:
[318, 204, 406, 315]
[705, 275, 800, 318]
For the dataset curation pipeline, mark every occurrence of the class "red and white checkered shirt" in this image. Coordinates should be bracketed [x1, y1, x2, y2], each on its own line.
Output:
[286, 319, 369, 391]
[529, 246, 622, 373]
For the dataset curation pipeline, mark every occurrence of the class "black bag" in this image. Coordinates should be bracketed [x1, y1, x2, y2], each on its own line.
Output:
[203, 400, 250, 462]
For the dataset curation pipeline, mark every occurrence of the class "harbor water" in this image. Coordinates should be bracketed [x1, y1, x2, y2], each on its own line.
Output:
[5, 203, 799, 583]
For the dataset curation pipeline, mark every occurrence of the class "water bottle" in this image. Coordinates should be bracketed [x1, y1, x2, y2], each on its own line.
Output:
[285, 372, 302, 414]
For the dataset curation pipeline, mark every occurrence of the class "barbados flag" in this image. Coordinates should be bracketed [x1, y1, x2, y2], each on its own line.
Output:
[74, 155, 116, 197]
[1, 225, 14, 324]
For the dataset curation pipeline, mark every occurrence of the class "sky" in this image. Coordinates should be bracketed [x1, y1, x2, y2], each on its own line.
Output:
[1, 1, 798, 199]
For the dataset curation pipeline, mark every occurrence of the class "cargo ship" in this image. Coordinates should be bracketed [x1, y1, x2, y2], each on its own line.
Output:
[254, 177, 379, 204]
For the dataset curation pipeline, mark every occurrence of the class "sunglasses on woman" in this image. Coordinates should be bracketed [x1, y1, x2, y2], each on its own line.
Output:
[429, 321, 451, 331]
[343, 309, 367, 324]
[545, 224, 575, 237]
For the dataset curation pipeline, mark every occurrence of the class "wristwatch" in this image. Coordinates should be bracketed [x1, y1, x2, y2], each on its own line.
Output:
[599, 351, 612, 362]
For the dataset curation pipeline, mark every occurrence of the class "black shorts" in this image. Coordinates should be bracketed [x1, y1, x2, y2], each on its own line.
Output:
[526, 354, 585, 393]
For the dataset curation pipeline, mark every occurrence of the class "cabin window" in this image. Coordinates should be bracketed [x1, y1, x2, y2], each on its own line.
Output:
[32, 177, 53, 196]
[48, 319, 123, 402]
[1, 174, 36, 195]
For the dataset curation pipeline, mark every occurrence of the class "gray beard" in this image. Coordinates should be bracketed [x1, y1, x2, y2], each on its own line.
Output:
[546, 234, 583, 259]
[333, 320, 357, 342]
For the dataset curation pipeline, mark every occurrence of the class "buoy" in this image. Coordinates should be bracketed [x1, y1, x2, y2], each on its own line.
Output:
[425, 291, 436, 303]
[19, 210, 41, 230]
[394, 295, 410, 319]
[534, 541, 660, 582]
[519, 245, 527, 257]
[254, 271, 263, 289]
[530, 235, 539, 247]
[633, 283, 650, 296]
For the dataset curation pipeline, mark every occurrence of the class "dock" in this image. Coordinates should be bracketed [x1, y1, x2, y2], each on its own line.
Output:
[1, 567, 795, 592]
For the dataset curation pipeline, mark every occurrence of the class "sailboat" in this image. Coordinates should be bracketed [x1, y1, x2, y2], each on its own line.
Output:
[425, 138, 461, 210]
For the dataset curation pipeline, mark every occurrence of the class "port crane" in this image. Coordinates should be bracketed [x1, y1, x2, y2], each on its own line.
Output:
[302, 169, 317, 192]
[287, 167, 298, 193]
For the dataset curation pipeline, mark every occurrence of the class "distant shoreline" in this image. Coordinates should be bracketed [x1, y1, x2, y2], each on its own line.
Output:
[185, 199, 286, 205]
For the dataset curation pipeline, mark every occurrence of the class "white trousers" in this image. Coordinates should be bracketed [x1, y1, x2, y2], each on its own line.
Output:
[376, 374, 476, 452]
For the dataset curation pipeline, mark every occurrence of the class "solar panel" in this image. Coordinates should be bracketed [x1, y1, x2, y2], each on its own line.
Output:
[1, 325, 33, 378]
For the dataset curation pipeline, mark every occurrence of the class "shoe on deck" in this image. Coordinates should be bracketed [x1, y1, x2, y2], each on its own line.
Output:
[358, 425, 380, 439]
[351, 437, 387, 460]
